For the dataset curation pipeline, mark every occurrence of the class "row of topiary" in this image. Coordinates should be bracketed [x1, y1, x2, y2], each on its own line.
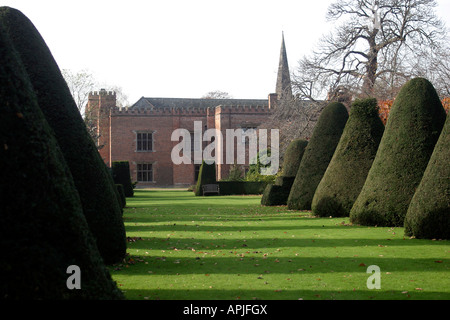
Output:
[0, 7, 126, 299]
[262, 77, 448, 240]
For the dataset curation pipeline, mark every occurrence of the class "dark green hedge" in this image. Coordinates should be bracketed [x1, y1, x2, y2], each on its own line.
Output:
[350, 78, 446, 227]
[282, 139, 308, 177]
[404, 114, 450, 239]
[115, 184, 126, 209]
[288, 102, 349, 210]
[112, 161, 134, 197]
[218, 181, 268, 195]
[194, 160, 217, 196]
[0, 22, 123, 299]
[261, 139, 307, 206]
[261, 177, 295, 206]
[312, 98, 384, 217]
[0, 7, 126, 264]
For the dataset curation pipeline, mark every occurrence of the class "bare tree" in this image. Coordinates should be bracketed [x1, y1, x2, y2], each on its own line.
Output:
[62, 69, 130, 115]
[62, 69, 130, 150]
[411, 45, 450, 97]
[294, 0, 448, 100]
[62, 68, 95, 116]
[259, 97, 326, 160]
[201, 90, 233, 99]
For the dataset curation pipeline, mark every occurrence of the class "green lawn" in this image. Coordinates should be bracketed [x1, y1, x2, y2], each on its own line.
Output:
[110, 189, 450, 300]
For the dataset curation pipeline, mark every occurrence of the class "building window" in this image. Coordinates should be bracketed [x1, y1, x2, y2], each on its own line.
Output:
[137, 163, 153, 182]
[137, 131, 153, 152]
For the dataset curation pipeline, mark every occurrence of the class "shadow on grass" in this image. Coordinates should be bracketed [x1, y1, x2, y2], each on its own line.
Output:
[127, 190, 262, 206]
[113, 254, 448, 274]
[121, 288, 450, 300]
[127, 235, 449, 250]
[126, 224, 360, 233]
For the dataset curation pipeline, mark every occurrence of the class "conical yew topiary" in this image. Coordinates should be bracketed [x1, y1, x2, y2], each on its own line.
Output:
[261, 139, 308, 206]
[112, 161, 134, 197]
[115, 184, 127, 209]
[0, 24, 123, 299]
[0, 7, 126, 264]
[350, 78, 446, 227]
[287, 102, 348, 210]
[312, 98, 384, 217]
[281, 139, 308, 178]
[404, 113, 450, 239]
[194, 160, 217, 196]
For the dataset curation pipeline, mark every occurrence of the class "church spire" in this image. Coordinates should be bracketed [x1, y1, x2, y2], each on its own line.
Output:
[275, 32, 292, 100]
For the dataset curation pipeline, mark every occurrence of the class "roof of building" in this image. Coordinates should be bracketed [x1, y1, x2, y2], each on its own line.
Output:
[131, 97, 269, 109]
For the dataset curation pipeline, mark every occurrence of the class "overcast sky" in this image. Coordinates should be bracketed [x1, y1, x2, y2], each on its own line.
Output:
[2, 0, 450, 103]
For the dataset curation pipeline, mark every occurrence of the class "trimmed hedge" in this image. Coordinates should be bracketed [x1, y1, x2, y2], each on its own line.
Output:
[115, 184, 126, 209]
[287, 102, 349, 210]
[404, 113, 450, 239]
[282, 139, 309, 177]
[261, 139, 307, 206]
[0, 7, 126, 264]
[194, 160, 217, 196]
[350, 78, 446, 227]
[0, 24, 123, 299]
[261, 177, 295, 206]
[218, 181, 268, 195]
[112, 161, 134, 197]
[312, 98, 384, 217]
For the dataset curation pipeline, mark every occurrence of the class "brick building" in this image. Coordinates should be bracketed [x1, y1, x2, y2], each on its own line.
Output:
[87, 35, 292, 187]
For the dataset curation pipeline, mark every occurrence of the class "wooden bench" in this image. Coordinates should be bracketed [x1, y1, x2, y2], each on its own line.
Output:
[202, 184, 220, 196]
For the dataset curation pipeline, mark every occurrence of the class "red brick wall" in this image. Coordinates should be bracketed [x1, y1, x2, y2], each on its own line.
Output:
[90, 96, 272, 186]
[215, 106, 272, 180]
[108, 109, 210, 186]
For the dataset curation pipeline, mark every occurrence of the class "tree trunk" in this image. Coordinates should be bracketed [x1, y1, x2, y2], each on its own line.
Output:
[363, 31, 379, 97]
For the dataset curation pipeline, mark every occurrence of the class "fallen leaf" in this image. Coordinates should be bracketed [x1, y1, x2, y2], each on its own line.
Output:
[359, 263, 366, 267]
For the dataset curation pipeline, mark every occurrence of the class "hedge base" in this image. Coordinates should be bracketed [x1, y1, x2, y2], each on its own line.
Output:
[261, 176, 295, 206]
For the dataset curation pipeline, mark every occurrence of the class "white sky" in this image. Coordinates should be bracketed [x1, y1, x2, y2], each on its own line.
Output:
[2, 0, 450, 104]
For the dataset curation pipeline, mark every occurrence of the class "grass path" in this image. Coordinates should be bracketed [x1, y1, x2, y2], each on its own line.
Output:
[110, 189, 450, 300]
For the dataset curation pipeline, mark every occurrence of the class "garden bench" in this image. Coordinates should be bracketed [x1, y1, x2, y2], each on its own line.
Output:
[202, 184, 220, 196]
